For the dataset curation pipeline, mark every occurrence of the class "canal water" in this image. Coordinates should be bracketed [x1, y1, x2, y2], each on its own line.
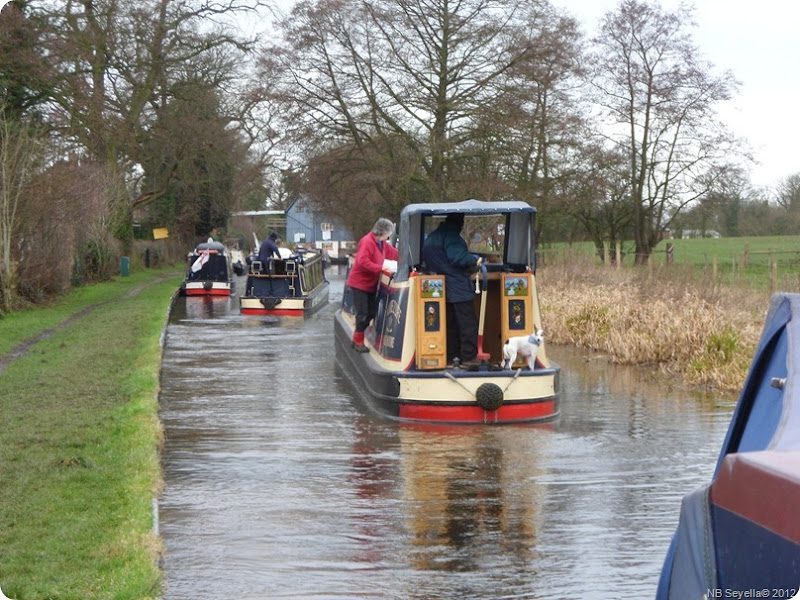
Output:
[158, 266, 736, 599]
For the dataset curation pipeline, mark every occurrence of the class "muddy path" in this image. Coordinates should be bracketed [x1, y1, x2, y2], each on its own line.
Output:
[0, 276, 176, 375]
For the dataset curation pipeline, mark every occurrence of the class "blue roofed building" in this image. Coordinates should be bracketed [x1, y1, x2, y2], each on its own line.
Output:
[285, 197, 355, 263]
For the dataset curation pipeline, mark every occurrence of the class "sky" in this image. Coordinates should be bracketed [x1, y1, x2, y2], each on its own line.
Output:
[1, 0, 789, 186]
[555, 0, 800, 189]
[258, 0, 797, 190]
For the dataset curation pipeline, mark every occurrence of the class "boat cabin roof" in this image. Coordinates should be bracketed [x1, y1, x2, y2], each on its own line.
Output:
[396, 199, 537, 281]
[193, 241, 227, 254]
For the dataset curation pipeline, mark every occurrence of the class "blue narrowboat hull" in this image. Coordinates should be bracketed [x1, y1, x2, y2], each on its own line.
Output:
[240, 251, 329, 316]
[656, 293, 800, 598]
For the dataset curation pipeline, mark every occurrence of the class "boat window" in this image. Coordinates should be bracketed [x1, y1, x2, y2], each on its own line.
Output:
[422, 214, 508, 266]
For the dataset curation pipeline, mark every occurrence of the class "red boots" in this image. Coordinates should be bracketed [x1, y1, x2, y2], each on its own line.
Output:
[352, 331, 369, 353]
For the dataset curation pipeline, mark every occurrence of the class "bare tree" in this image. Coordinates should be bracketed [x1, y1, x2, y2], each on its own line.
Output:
[774, 173, 800, 212]
[589, 0, 743, 264]
[490, 7, 586, 209]
[259, 0, 563, 210]
[32, 0, 266, 213]
[0, 103, 44, 313]
[560, 144, 633, 262]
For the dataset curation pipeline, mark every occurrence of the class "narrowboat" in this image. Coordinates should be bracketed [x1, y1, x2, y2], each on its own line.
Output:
[240, 247, 330, 316]
[334, 199, 560, 425]
[179, 240, 234, 296]
[656, 293, 800, 598]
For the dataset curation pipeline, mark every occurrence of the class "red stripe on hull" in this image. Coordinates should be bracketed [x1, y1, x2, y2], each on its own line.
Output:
[240, 308, 304, 316]
[710, 451, 800, 544]
[185, 288, 231, 296]
[398, 399, 557, 424]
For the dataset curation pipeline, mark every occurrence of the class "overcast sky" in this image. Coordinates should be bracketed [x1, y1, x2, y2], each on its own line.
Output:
[556, 0, 800, 189]
[259, 0, 797, 189]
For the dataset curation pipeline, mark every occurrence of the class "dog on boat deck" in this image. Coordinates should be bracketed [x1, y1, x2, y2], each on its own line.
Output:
[502, 330, 544, 370]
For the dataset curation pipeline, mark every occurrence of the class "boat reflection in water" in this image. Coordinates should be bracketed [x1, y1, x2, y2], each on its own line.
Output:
[400, 423, 550, 571]
[182, 295, 235, 320]
[347, 415, 552, 597]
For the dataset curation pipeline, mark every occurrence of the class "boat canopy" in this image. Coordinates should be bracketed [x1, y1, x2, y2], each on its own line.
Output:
[395, 199, 537, 281]
[193, 241, 227, 254]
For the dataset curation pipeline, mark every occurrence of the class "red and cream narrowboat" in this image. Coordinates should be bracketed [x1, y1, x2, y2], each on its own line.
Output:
[180, 240, 234, 297]
[240, 247, 329, 316]
[334, 200, 560, 425]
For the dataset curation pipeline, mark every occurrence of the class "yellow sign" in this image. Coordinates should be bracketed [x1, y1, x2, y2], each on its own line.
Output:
[152, 228, 169, 240]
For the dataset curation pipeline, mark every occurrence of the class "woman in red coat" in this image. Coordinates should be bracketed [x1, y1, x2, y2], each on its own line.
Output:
[346, 218, 398, 352]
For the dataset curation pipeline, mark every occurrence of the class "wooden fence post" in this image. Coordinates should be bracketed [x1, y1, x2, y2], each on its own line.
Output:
[771, 259, 778, 294]
[616, 242, 621, 269]
[666, 243, 673, 265]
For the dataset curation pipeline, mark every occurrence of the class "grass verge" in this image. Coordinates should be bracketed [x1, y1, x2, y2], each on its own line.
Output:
[0, 267, 182, 600]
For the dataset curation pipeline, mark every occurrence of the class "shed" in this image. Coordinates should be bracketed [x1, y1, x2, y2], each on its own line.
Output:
[285, 197, 355, 263]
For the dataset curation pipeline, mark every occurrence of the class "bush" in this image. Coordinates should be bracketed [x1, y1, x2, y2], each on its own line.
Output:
[540, 256, 765, 392]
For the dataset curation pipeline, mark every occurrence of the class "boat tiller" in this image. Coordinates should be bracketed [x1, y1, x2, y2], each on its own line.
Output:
[475, 263, 491, 367]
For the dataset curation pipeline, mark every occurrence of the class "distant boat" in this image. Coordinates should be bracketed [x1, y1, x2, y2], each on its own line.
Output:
[240, 247, 329, 316]
[179, 240, 233, 296]
[656, 293, 800, 598]
[334, 199, 560, 425]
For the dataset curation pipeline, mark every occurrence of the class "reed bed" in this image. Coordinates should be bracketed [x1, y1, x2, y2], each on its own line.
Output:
[538, 256, 770, 393]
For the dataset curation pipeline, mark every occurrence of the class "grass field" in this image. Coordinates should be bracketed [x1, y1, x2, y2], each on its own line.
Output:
[0, 266, 183, 600]
[540, 235, 800, 291]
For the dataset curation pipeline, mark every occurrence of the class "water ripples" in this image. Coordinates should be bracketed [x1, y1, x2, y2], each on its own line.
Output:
[158, 270, 734, 599]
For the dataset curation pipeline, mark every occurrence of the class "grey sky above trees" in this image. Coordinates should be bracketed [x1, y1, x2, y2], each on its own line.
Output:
[1, 0, 797, 313]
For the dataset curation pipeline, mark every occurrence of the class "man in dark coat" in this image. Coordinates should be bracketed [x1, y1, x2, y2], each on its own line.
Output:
[258, 232, 281, 264]
[422, 213, 482, 365]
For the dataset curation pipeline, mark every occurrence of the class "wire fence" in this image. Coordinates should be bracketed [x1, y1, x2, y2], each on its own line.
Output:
[537, 242, 800, 294]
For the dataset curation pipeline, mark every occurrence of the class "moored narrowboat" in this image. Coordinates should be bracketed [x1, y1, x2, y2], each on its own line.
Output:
[334, 199, 560, 425]
[656, 293, 800, 598]
[240, 247, 329, 316]
[179, 240, 234, 296]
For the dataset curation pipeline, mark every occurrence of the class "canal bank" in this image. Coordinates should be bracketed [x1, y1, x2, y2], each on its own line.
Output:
[0, 267, 182, 600]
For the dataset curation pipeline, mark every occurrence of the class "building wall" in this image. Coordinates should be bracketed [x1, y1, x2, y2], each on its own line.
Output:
[285, 198, 356, 262]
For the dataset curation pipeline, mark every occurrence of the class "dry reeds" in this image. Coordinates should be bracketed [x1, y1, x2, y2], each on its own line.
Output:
[538, 254, 769, 392]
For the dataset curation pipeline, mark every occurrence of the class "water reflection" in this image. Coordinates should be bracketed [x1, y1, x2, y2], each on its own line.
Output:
[181, 295, 235, 320]
[397, 424, 549, 573]
[158, 268, 735, 599]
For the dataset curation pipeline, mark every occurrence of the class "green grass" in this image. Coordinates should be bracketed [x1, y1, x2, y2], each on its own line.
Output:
[0, 270, 180, 356]
[659, 235, 800, 289]
[541, 235, 800, 291]
[0, 266, 182, 599]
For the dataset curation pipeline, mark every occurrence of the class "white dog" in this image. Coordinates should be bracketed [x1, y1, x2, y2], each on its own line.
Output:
[502, 330, 544, 370]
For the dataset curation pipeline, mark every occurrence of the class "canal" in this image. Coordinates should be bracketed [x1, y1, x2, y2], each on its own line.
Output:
[158, 266, 735, 599]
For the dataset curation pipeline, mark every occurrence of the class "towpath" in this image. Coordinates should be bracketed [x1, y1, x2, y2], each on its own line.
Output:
[0, 275, 175, 375]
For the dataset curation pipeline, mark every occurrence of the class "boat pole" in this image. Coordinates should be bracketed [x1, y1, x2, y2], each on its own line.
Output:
[475, 263, 491, 364]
